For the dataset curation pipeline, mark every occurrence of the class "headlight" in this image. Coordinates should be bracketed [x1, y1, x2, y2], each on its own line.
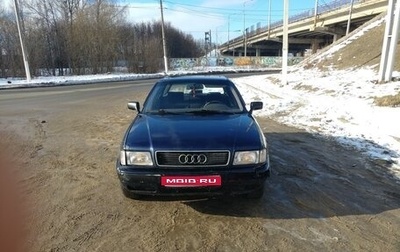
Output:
[233, 149, 267, 165]
[120, 151, 153, 166]
[259, 149, 267, 163]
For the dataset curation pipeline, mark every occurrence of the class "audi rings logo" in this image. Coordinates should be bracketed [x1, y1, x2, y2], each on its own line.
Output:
[178, 154, 207, 164]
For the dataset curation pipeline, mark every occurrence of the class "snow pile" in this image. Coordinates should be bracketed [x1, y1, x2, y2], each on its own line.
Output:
[0, 73, 165, 88]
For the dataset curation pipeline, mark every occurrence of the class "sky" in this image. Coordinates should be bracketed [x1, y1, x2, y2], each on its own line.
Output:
[2, 0, 321, 43]
[119, 0, 319, 43]
[1, 17, 400, 180]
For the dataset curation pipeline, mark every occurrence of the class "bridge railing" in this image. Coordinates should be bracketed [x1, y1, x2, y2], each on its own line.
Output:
[222, 0, 362, 47]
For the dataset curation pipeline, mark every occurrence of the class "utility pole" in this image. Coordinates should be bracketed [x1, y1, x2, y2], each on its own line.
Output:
[282, 0, 289, 85]
[204, 30, 213, 57]
[228, 15, 230, 51]
[243, 0, 253, 57]
[313, 0, 319, 28]
[209, 29, 212, 54]
[215, 28, 218, 57]
[13, 0, 31, 82]
[159, 0, 168, 74]
[244, 28, 248, 57]
[378, 0, 400, 83]
[205, 31, 211, 64]
[268, 0, 272, 38]
[243, 2, 246, 57]
[346, 0, 355, 35]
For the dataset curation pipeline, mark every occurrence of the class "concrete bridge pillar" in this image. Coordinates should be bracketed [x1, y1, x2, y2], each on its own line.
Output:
[312, 39, 319, 54]
[256, 48, 261, 57]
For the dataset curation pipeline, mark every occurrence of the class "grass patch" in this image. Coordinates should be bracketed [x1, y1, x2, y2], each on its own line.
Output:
[374, 92, 400, 107]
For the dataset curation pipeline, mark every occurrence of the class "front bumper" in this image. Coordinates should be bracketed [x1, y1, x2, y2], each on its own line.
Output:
[116, 163, 270, 197]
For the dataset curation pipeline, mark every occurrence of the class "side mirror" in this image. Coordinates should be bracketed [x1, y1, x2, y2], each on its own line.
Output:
[249, 101, 263, 114]
[127, 102, 140, 112]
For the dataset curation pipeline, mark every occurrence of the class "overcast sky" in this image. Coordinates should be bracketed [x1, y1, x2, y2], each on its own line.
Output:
[2, 0, 320, 42]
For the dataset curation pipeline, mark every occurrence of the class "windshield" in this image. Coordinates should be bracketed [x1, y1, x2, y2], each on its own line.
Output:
[143, 79, 245, 114]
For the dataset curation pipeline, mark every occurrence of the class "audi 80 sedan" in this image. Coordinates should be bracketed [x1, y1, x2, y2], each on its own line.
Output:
[116, 75, 270, 199]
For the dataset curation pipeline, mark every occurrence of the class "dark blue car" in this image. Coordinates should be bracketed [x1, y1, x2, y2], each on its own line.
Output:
[116, 75, 270, 199]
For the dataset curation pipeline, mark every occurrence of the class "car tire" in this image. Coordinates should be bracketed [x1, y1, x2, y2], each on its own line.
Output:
[244, 185, 264, 199]
[121, 185, 142, 200]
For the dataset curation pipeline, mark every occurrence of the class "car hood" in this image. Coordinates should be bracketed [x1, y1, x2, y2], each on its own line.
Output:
[124, 113, 264, 151]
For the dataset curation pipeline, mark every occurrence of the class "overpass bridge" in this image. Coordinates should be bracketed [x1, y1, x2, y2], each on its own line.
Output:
[219, 0, 387, 57]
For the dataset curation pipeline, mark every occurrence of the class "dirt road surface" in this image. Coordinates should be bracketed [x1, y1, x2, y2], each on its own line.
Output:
[0, 78, 399, 252]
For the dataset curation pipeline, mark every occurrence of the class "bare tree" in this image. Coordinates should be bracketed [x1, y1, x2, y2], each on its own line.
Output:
[1, 0, 203, 76]
[0, 10, 24, 77]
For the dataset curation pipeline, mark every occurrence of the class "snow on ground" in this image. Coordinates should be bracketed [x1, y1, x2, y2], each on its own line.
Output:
[0, 73, 165, 88]
[1, 67, 400, 179]
[234, 67, 400, 180]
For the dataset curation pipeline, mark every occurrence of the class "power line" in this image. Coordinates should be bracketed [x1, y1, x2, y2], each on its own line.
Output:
[163, 0, 312, 13]
[165, 7, 225, 19]
[121, 1, 313, 15]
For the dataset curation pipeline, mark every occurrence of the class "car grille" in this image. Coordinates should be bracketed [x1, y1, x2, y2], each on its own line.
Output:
[156, 151, 230, 167]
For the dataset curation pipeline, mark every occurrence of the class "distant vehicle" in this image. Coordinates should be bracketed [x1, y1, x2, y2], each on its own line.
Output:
[116, 75, 270, 199]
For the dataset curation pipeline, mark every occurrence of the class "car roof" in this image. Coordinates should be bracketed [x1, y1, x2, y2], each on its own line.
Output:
[161, 75, 230, 82]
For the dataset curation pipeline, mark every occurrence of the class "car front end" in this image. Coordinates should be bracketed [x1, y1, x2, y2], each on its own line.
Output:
[116, 76, 270, 199]
[117, 144, 270, 197]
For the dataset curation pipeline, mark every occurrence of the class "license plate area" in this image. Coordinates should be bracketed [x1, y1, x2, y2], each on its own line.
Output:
[161, 175, 221, 187]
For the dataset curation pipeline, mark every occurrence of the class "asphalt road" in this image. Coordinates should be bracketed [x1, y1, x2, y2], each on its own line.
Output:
[0, 75, 399, 252]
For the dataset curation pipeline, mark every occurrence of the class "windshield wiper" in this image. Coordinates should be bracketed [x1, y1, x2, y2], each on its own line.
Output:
[149, 109, 181, 115]
[184, 109, 235, 115]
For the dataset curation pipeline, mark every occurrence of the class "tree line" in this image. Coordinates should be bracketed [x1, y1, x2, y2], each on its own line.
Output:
[0, 0, 204, 77]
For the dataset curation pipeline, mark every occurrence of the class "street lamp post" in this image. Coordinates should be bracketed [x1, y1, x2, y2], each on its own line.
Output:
[282, 0, 289, 85]
[159, 0, 168, 74]
[268, 0, 271, 37]
[314, 0, 319, 28]
[228, 14, 231, 51]
[243, 0, 253, 57]
[13, 0, 31, 82]
[243, 3, 246, 57]
[244, 28, 248, 56]
[346, 0, 355, 35]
